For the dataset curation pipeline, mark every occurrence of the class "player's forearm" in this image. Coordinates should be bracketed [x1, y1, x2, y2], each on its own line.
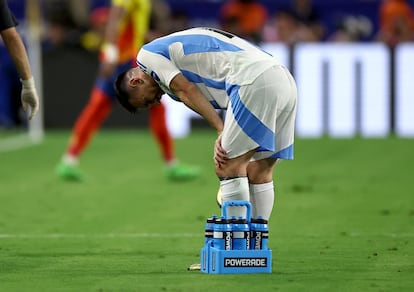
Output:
[103, 6, 123, 45]
[100, 5, 126, 64]
[179, 85, 224, 133]
[1, 27, 32, 80]
[171, 74, 224, 133]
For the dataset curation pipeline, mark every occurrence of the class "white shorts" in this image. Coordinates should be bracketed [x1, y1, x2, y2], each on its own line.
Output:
[221, 65, 297, 161]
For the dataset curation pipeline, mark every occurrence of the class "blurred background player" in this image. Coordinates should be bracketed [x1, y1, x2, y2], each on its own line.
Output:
[56, 0, 200, 181]
[0, 0, 40, 121]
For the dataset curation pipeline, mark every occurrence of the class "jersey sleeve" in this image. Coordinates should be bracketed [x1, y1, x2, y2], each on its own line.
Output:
[0, 0, 18, 31]
[137, 48, 181, 89]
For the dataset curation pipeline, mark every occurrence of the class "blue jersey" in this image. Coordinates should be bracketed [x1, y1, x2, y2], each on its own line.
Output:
[136, 27, 281, 109]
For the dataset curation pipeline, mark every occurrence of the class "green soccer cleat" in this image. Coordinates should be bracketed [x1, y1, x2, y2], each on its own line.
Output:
[165, 163, 200, 181]
[56, 162, 84, 181]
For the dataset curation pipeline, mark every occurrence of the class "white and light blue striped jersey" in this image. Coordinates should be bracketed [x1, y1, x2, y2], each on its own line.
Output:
[136, 27, 282, 109]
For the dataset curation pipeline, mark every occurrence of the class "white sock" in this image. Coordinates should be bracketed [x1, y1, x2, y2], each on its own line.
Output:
[220, 177, 250, 218]
[62, 154, 79, 166]
[249, 181, 274, 220]
[165, 159, 178, 168]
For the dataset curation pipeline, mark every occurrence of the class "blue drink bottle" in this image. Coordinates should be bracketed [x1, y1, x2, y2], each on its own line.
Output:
[250, 216, 269, 250]
[232, 216, 250, 250]
[204, 215, 217, 244]
[213, 217, 233, 250]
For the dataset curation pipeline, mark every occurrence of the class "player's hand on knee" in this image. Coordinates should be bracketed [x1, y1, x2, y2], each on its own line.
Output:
[214, 134, 228, 167]
[21, 77, 40, 120]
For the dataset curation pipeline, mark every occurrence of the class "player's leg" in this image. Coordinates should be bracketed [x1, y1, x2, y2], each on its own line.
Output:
[247, 157, 278, 220]
[56, 60, 131, 181]
[149, 101, 200, 181]
[216, 65, 291, 216]
[215, 82, 265, 216]
[246, 65, 297, 220]
[149, 103, 174, 162]
[215, 149, 257, 217]
[67, 87, 112, 157]
[56, 87, 112, 180]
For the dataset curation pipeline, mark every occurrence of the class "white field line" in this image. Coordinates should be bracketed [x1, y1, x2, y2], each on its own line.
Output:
[0, 233, 201, 239]
[0, 133, 38, 153]
[0, 232, 413, 239]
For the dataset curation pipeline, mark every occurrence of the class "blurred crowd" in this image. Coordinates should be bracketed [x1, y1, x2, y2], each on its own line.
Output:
[42, 0, 192, 51]
[38, 0, 414, 50]
[218, 0, 414, 46]
[1, 0, 414, 128]
[0, 0, 410, 55]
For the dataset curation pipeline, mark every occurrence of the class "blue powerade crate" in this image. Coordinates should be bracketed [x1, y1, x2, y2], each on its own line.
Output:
[200, 201, 272, 274]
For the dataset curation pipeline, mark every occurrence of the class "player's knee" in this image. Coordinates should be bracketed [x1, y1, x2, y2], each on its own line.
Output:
[248, 172, 273, 184]
[247, 160, 276, 184]
[215, 162, 244, 178]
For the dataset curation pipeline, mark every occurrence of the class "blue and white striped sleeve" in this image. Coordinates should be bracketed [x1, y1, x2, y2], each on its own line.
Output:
[136, 48, 181, 88]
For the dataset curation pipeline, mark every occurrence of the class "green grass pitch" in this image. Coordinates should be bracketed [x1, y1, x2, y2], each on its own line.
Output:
[0, 129, 413, 291]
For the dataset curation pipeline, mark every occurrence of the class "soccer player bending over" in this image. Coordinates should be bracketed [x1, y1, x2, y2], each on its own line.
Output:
[114, 27, 298, 221]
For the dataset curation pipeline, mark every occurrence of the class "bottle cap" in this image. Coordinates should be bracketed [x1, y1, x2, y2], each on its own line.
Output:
[251, 217, 268, 224]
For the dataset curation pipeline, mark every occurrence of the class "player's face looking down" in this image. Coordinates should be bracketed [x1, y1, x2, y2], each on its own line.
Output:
[126, 68, 164, 109]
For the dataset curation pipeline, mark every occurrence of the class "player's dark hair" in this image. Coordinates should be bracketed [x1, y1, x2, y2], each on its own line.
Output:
[114, 70, 137, 114]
